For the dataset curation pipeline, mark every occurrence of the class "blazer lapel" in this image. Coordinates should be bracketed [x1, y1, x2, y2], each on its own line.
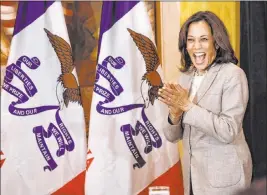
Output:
[195, 64, 223, 103]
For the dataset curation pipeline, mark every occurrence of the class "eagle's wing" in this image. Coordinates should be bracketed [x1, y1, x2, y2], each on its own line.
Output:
[127, 28, 160, 72]
[44, 28, 74, 74]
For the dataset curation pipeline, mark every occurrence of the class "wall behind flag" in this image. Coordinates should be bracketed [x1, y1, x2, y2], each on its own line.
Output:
[0, 1, 18, 90]
[61, 2, 102, 140]
[156, 2, 181, 83]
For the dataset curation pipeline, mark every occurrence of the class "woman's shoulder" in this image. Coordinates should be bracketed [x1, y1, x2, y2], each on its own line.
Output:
[220, 62, 245, 74]
[218, 62, 248, 84]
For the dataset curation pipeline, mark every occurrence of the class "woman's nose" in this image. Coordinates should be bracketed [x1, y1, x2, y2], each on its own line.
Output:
[194, 40, 202, 49]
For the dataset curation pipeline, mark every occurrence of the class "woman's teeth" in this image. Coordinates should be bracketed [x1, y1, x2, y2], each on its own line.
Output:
[194, 52, 205, 57]
[194, 52, 206, 64]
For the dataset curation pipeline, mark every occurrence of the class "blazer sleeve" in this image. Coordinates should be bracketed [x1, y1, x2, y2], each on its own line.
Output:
[162, 74, 185, 143]
[163, 115, 184, 143]
[183, 68, 249, 144]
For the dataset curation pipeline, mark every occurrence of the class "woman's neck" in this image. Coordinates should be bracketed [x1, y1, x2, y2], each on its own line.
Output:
[195, 69, 207, 76]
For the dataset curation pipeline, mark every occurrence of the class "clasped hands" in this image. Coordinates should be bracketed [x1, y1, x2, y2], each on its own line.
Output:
[158, 83, 194, 122]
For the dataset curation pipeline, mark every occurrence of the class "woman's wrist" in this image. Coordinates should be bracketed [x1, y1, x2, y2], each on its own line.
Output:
[181, 101, 194, 112]
[169, 111, 183, 124]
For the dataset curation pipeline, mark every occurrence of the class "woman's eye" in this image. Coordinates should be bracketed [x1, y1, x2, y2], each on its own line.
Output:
[187, 39, 194, 42]
[201, 38, 208, 41]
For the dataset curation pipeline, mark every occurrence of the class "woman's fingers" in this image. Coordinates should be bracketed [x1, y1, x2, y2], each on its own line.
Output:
[175, 84, 188, 94]
[158, 82, 191, 112]
[174, 83, 183, 91]
[158, 96, 172, 107]
[162, 86, 176, 95]
[169, 83, 177, 90]
[159, 87, 175, 107]
[165, 83, 183, 95]
[158, 96, 181, 115]
[159, 84, 181, 102]
[163, 86, 181, 99]
[175, 84, 189, 97]
[165, 82, 177, 90]
[158, 90, 172, 102]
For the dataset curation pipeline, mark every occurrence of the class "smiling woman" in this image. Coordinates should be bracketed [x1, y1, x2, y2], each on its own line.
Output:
[185, 21, 216, 72]
[178, 11, 238, 73]
[159, 11, 253, 195]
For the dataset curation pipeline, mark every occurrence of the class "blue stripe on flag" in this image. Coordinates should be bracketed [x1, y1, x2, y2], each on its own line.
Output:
[13, 1, 54, 36]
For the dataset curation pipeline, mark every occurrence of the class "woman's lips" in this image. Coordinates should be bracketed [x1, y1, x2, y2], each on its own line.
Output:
[193, 52, 206, 65]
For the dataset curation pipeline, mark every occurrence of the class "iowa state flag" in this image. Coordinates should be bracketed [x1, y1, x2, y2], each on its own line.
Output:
[85, 2, 183, 194]
[1, 2, 87, 194]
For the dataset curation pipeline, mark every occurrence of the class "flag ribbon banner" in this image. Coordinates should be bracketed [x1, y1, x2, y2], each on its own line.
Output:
[2, 55, 74, 172]
[93, 55, 162, 169]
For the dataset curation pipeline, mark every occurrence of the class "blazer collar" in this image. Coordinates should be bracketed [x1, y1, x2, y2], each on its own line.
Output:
[185, 63, 223, 104]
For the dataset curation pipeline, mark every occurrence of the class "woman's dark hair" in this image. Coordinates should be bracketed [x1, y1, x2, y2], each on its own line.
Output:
[178, 11, 238, 72]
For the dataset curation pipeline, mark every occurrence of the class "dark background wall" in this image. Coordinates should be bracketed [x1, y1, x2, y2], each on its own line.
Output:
[240, 1, 267, 180]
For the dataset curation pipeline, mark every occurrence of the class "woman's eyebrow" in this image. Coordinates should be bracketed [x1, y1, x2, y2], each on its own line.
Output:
[187, 35, 209, 38]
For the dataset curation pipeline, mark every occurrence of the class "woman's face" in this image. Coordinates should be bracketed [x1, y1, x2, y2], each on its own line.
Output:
[186, 20, 216, 72]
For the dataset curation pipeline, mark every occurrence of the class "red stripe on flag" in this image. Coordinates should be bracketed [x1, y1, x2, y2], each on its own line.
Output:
[138, 161, 184, 195]
[0, 151, 5, 168]
[86, 149, 94, 171]
[52, 149, 94, 195]
[0, 159, 5, 168]
[52, 171, 86, 195]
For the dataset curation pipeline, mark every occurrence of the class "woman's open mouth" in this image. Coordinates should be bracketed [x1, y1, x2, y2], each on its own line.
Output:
[193, 52, 206, 65]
